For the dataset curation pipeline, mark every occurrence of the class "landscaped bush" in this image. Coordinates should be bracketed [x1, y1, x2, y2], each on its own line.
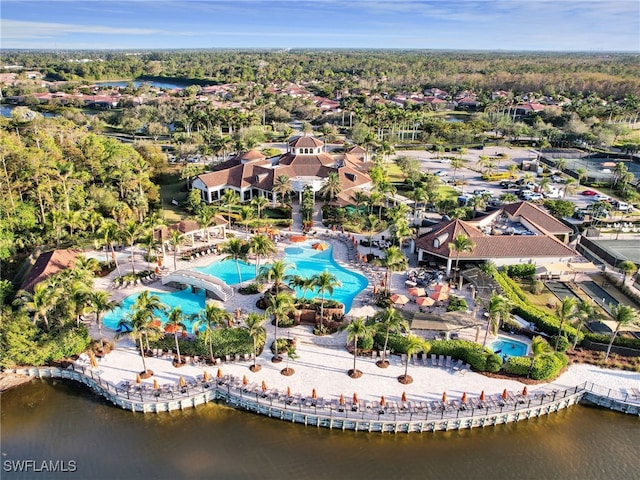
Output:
[413, 338, 501, 373]
[446, 295, 468, 312]
[47, 326, 91, 361]
[481, 172, 510, 181]
[374, 332, 410, 354]
[583, 332, 640, 349]
[531, 280, 544, 295]
[552, 335, 571, 353]
[507, 264, 536, 279]
[149, 327, 255, 358]
[270, 338, 291, 355]
[357, 336, 374, 350]
[238, 282, 261, 295]
[276, 316, 297, 328]
[504, 356, 531, 376]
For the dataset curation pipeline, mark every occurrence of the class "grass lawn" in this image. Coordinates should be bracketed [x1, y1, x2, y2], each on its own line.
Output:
[386, 162, 405, 183]
[157, 173, 189, 223]
[437, 185, 461, 202]
[515, 280, 558, 316]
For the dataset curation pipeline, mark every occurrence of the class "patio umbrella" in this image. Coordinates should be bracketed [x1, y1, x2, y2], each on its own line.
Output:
[157, 257, 163, 267]
[502, 389, 508, 400]
[601, 161, 617, 167]
[153, 379, 159, 390]
[312, 388, 317, 399]
[433, 284, 450, 293]
[373, 285, 377, 294]
[89, 354, 98, 369]
[401, 391, 407, 402]
[416, 296, 435, 306]
[430, 290, 449, 302]
[235, 308, 241, 320]
[390, 294, 410, 305]
[287, 386, 292, 397]
[164, 324, 177, 333]
[408, 287, 426, 297]
[136, 374, 141, 384]
[340, 394, 345, 406]
[353, 393, 358, 404]
[216, 368, 223, 379]
[242, 375, 248, 386]
[380, 396, 386, 407]
[261, 380, 267, 392]
[203, 370, 209, 382]
[151, 319, 161, 327]
[442, 391, 447, 403]
[522, 386, 528, 397]
[179, 376, 186, 388]
[479, 390, 485, 402]
[461, 392, 467, 404]
[312, 242, 329, 251]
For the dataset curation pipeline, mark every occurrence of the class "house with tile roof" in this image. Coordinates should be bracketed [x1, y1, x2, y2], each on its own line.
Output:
[191, 135, 372, 206]
[20, 249, 81, 292]
[414, 201, 575, 274]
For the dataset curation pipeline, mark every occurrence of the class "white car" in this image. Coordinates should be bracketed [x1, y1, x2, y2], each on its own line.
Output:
[523, 192, 543, 201]
[434, 170, 448, 177]
[593, 194, 610, 202]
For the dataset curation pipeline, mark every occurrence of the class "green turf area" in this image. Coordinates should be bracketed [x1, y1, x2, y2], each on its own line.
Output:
[437, 185, 461, 201]
[158, 174, 189, 223]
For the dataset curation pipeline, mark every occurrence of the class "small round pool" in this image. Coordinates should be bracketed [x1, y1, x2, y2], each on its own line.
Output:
[490, 336, 529, 357]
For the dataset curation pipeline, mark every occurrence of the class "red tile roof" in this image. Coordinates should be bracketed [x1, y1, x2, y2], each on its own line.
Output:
[20, 249, 81, 292]
[288, 135, 324, 148]
[499, 201, 571, 235]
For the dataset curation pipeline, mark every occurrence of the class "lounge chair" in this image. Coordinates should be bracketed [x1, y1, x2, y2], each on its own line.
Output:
[430, 354, 437, 367]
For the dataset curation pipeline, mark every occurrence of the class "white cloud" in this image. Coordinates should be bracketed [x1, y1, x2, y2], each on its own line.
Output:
[0, 19, 163, 39]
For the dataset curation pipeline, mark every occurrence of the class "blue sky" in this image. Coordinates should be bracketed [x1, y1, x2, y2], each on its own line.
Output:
[1, 0, 639, 51]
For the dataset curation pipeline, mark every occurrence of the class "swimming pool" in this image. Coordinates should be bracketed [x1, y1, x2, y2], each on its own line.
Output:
[102, 288, 207, 333]
[490, 336, 529, 357]
[195, 241, 368, 312]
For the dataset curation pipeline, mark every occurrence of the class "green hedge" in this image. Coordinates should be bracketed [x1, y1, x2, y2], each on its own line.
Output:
[504, 352, 568, 380]
[481, 172, 510, 181]
[507, 264, 536, 279]
[377, 335, 502, 373]
[150, 328, 256, 358]
[488, 265, 580, 341]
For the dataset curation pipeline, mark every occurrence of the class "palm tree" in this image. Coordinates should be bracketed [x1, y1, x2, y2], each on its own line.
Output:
[238, 205, 254, 239]
[555, 297, 577, 351]
[604, 304, 639, 361]
[282, 343, 298, 375]
[196, 206, 216, 243]
[618, 260, 638, 284]
[115, 309, 161, 376]
[287, 274, 314, 303]
[376, 246, 407, 294]
[572, 299, 595, 350]
[221, 238, 249, 286]
[373, 307, 409, 366]
[194, 302, 232, 363]
[482, 294, 512, 347]
[14, 283, 60, 331]
[562, 178, 578, 199]
[244, 312, 266, 371]
[251, 195, 269, 220]
[448, 234, 475, 288]
[122, 220, 144, 275]
[399, 334, 427, 384]
[68, 281, 92, 327]
[221, 189, 240, 224]
[365, 214, 379, 255]
[311, 270, 341, 325]
[131, 291, 166, 350]
[98, 218, 122, 276]
[169, 230, 185, 271]
[248, 234, 276, 278]
[258, 259, 295, 293]
[166, 306, 187, 365]
[89, 290, 117, 349]
[319, 171, 342, 202]
[344, 317, 374, 377]
[272, 175, 293, 206]
[140, 233, 159, 272]
[265, 291, 296, 362]
[528, 335, 553, 378]
[450, 157, 464, 182]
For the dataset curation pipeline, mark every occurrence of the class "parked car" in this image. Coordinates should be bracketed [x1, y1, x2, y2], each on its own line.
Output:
[614, 201, 632, 212]
[522, 192, 543, 201]
[434, 170, 448, 177]
[581, 189, 598, 196]
[500, 180, 518, 189]
[473, 189, 494, 197]
[593, 194, 611, 202]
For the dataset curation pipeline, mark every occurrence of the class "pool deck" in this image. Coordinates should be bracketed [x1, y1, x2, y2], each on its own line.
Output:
[80, 227, 640, 427]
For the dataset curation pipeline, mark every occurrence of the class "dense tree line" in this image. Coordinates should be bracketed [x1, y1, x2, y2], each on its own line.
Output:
[2, 50, 639, 99]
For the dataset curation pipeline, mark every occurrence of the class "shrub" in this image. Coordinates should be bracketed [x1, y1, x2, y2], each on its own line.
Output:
[422, 338, 499, 372]
[507, 264, 536, 279]
[481, 172, 510, 181]
[46, 326, 91, 361]
[374, 332, 410, 354]
[270, 338, 291, 355]
[552, 335, 571, 353]
[446, 295, 468, 312]
[238, 283, 261, 295]
[531, 280, 544, 295]
[531, 353, 567, 380]
[485, 353, 503, 373]
[357, 336, 374, 350]
[504, 356, 532, 376]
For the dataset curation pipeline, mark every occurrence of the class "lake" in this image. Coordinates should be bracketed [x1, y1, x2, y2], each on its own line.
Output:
[2, 380, 639, 480]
